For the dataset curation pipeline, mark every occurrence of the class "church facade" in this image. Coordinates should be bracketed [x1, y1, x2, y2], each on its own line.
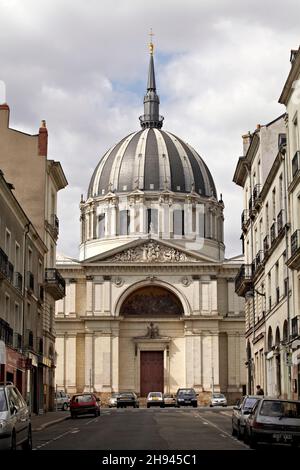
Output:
[55, 44, 246, 404]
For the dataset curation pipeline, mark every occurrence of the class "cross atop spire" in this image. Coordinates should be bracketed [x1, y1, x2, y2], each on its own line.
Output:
[139, 32, 164, 129]
[149, 28, 154, 55]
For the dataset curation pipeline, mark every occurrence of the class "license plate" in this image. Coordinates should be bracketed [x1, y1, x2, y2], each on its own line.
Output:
[273, 433, 292, 441]
[152, 397, 158, 400]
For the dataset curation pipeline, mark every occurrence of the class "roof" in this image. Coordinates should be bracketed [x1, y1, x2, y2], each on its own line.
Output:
[88, 128, 217, 198]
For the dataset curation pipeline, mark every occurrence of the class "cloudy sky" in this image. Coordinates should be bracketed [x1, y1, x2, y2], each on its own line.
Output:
[1, 0, 300, 258]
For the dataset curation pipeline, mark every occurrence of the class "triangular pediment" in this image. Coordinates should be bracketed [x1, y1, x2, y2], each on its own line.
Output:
[84, 238, 217, 264]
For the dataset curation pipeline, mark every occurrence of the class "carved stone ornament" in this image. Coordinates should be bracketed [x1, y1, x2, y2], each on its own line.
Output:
[107, 241, 197, 263]
[181, 276, 191, 287]
[145, 322, 160, 339]
[113, 276, 123, 287]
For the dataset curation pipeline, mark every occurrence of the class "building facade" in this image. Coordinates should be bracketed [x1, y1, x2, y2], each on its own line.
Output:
[0, 103, 68, 411]
[55, 46, 246, 404]
[233, 47, 300, 400]
[0, 169, 47, 414]
[233, 115, 292, 397]
[279, 47, 300, 399]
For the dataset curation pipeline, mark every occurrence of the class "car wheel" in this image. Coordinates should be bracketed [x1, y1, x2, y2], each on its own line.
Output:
[147, 404, 150, 408]
[10, 431, 16, 450]
[193, 403, 198, 408]
[248, 433, 258, 449]
[231, 426, 236, 437]
[63, 402, 68, 411]
[21, 426, 32, 450]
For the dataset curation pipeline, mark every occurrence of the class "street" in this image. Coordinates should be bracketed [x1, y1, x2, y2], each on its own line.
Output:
[33, 407, 248, 450]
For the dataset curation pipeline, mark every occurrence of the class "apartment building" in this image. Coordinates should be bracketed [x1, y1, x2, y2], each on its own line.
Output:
[0, 169, 47, 413]
[0, 103, 67, 411]
[279, 47, 300, 400]
[233, 115, 292, 397]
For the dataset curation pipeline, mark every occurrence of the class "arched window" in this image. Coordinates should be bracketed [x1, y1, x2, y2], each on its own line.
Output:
[267, 326, 273, 351]
[275, 327, 280, 346]
[120, 286, 183, 316]
[283, 320, 288, 343]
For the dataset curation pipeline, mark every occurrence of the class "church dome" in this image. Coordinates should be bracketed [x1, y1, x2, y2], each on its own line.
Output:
[87, 45, 217, 200]
[88, 128, 216, 198]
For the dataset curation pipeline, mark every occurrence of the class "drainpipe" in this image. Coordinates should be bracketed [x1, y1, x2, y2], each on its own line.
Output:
[281, 143, 291, 399]
[244, 161, 255, 394]
[22, 222, 30, 406]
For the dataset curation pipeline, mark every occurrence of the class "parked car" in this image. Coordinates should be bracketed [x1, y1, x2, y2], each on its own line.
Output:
[163, 393, 176, 407]
[70, 393, 100, 418]
[232, 395, 263, 439]
[117, 392, 139, 408]
[209, 393, 227, 407]
[0, 382, 32, 450]
[147, 392, 164, 408]
[54, 390, 70, 410]
[176, 388, 198, 407]
[244, 398, 300, 448]
[108, 393, 120, 408]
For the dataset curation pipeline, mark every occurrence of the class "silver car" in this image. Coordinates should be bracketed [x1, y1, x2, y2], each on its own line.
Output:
[0, 382, 32, 450]
[108, 393, 120, 408]
[244, 398, 300, 448]
[232, 395, 263, 439]
[209, 393, 227, 407]
[54, 390, 70, 411]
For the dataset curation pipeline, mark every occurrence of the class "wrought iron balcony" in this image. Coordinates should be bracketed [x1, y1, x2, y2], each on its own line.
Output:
[13, 332, 22, 350]
[0, 247, 8, 280]
[7, 261, 14, 283]
[270, 222, 277, 245]
[291, 316, 300, 338]
[44, 268, 66, 300]
[0, 318, 13, 347]
[52, 214, 59, 233]
[263, 235, 269, 254]
[241, 210, 250, 231]
[277, 209, 285, 234]
[14, 272, 23, 292]
[27, 271, 34, 292]
[253, 184, 262, 206]
[292, 151, 300, 179]
[235, 264, 253, 297]
[287, 229, 300, 270]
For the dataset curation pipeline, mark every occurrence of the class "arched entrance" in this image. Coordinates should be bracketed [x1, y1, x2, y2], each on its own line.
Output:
[119, 285, 183, 397]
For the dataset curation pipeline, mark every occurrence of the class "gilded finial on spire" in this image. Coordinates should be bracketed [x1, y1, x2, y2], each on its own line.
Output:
[149, 28, 154, 55]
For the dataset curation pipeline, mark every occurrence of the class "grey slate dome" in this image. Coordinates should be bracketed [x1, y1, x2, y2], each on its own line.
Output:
[88, 44, 217, 199]
[88, 129, 216, 198]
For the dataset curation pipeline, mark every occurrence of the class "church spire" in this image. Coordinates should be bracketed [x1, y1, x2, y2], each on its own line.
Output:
[139, 31, 164, 129]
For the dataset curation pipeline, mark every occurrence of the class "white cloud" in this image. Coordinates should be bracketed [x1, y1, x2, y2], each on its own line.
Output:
[0, 0, 299, 258]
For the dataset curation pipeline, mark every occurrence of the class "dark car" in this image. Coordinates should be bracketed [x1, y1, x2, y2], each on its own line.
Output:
[244, 398, 300, 448]
[176, 388, 198, 407]
[117, 392, 139, 408]
[70, 393, 100, 418]
[0, 382, 32, 450]
[232, 395, 263, 440]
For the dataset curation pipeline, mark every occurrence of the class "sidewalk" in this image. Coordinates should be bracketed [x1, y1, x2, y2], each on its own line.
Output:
[31, 410, 70, 431]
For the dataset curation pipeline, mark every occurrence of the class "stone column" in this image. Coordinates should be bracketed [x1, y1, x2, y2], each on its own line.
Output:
[65, 335, 77, 392]
[84, 333, 94, 392]
[86, 277, 93, 316]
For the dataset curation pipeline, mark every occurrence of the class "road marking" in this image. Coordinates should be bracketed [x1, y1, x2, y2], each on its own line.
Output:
[85, 418, 98, 425]
[196, 414, 249, 449]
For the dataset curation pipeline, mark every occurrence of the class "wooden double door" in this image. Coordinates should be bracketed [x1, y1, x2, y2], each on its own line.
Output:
[140, 351, 164, 397]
